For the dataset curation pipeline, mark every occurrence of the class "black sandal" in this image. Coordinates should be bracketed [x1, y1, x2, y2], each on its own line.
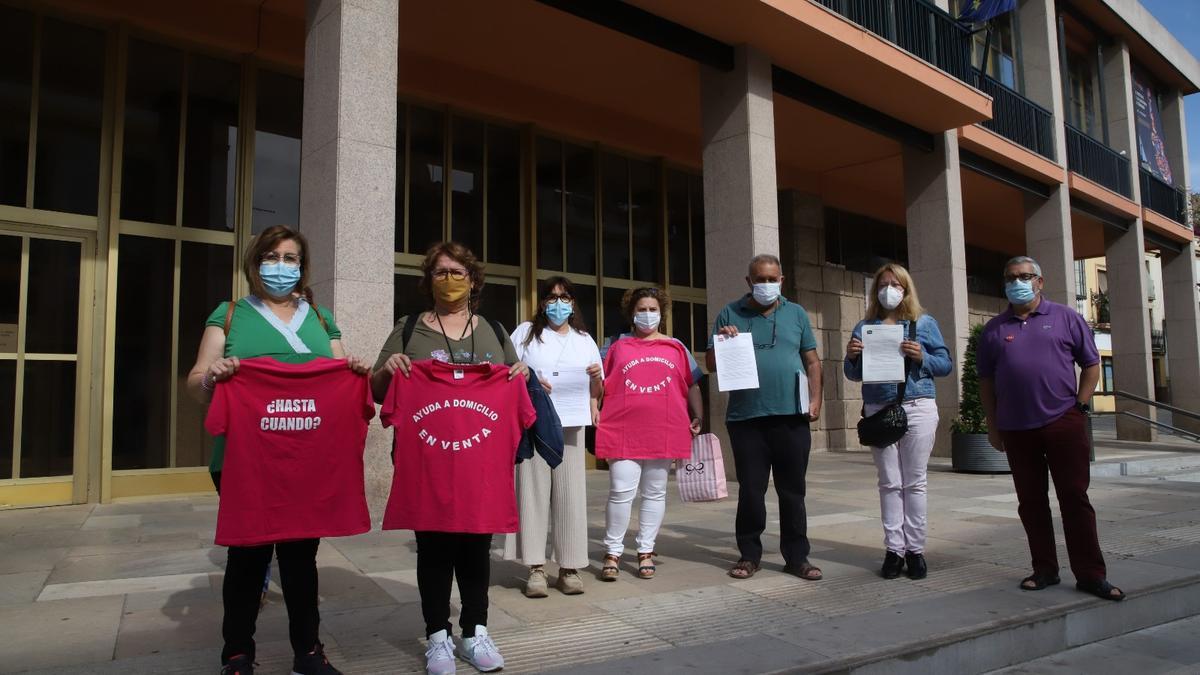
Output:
[1076, 578, 1125, 601]
[1019, 573, 1061, 591]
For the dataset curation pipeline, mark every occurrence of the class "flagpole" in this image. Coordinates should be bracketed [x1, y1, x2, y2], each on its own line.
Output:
[979, 21, 993, 78]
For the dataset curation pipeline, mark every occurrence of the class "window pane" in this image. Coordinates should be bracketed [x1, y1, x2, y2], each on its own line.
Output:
[630, 159, 660, 281]
[0, 234, 19, 329]
[565, 143, 596, 275]
[601, 154, 630, 279]
[175, 242, 233, 468]
[35, 19, 104, 216]
[667, 170, 690, 286]
[408, 106, 445, 255]
[486, 125, 521, 266]
[602, 286, 628, 339]
[0, 7, 32, 208]
[535, 136, 563, 270]
[450, 116, 483, 255]
[25, 238, 80, 354]
[479, 281, 518, 336]
[689, 174, 705, 288]
[573, 284, 597, 338]
[113, 235, 174, 470]
[20, 360, 75, 477]
[182, 56, 239, 231]
[394, 273, 424, 323]
[395, 103, 406, 253]
[693, 302, 708, 355]
[0, 360, 12, 479]
[674, 300, 692, 352]
[253, 70, 301, 234]
[122, 40, 182, 223]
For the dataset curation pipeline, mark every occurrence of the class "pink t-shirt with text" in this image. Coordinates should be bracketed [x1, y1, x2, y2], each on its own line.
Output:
[595, 337, 694, 460]
[205, 357, 375, 546]
[381, 360, 536, 533]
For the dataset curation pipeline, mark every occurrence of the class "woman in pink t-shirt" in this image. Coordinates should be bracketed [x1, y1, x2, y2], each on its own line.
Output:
[596, 287, 704, 580]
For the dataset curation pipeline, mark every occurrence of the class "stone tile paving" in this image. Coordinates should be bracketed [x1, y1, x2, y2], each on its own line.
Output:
[2, 447, 1199, 674]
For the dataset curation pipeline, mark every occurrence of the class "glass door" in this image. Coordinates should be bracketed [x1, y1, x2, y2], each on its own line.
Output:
[0, 229, 89, 507]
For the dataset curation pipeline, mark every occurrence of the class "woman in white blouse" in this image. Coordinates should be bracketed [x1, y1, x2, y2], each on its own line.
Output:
[505, 276, 603, 597]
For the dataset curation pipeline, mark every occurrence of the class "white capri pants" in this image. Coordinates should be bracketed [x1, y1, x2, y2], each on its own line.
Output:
[504, 427, 589, 569]
[603, 458, 672, 556]
[864, 397, 939, 555]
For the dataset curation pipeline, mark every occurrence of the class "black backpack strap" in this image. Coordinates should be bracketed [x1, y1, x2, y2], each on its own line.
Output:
[488, 318, 507, 346]
[400, 313, 418, 352]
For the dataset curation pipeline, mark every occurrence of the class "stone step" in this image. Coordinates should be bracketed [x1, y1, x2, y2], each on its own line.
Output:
[1090, 452, 1200, 479]
[983, 613, 1200, 674]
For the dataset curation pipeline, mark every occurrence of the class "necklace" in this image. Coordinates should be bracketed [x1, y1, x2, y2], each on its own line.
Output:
[433, 310, 475, 364]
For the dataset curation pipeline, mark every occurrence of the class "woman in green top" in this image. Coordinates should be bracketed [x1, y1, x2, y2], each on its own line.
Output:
[186, 225, 368, 675]
[370, 241, 527, 675]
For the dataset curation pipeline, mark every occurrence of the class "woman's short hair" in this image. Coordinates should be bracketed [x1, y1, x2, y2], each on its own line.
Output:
[621, 286, 671, 324]
[418, 241, 486, 311]
[243, 225, 312, 302]
[865, 263, 924, 322]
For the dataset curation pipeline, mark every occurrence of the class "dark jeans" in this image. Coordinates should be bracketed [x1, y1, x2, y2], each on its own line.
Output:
[727, 414, 812, 566]
[1000, 408, 1106, 583]
[416, 531, 493, 638]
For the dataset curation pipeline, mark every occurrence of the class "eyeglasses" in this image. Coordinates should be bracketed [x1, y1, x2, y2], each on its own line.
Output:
[544, 292, 573, 302]
[753, 312, 777, 350]
[1003, 273, 1040, 283]
[262, 253, 301, 267]
[431, 269, 468, 281]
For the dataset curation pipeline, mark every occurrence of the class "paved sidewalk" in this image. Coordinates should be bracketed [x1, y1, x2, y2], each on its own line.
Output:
[2, 441, 1199, 674]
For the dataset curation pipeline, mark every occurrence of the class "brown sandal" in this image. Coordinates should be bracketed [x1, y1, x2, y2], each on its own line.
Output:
[728, 559, 760, 579]
[784, 561, 823, 581]
[637, 552, 656, 579]
[600, 554, 620, 581]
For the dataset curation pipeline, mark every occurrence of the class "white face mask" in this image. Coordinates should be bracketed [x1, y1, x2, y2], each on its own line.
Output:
[633, 311, 660, 331]
[751, 282, 781, 305]
[877, 285, 904, 310]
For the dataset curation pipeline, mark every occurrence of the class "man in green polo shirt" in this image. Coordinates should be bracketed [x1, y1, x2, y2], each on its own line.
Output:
[707, 254, 824, 581]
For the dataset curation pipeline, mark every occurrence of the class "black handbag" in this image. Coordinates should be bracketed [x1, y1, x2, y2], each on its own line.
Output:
[856, 320, 917, 448]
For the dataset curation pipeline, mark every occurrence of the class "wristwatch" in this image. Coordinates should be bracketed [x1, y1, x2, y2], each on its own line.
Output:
[1075, 401, 1091, 415]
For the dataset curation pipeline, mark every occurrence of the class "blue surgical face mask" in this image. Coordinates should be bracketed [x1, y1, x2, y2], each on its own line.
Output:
[1005, 279, 1037, 305]
[633, 310, 660, 332]
[545, 299, 574, 326]
[260, 262, 301, 297]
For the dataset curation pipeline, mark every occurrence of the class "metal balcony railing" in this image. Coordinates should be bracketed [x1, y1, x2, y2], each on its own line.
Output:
[814, 0, 973, 82]
[1139, 169, 1189, 227]
[1151, 329, 1166, 354]
[1065, 124, 1132, 198]
[972, 68, 1055, 160]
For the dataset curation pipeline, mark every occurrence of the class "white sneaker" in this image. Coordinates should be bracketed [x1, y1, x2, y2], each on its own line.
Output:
[425, 629, 456, 675]
[456, 625, 504, 672]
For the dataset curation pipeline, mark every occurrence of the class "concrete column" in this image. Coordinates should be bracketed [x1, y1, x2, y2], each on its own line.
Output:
[300, 0, 398, 517]
[903, 132, 968, 456]
[1162, 242, 1200, 433]
[701, 44, 780, 475]
[1018, 0, 1075, 305]
[1097, 39, 1155, 439]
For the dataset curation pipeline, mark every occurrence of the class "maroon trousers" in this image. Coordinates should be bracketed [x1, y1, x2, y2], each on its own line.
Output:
[1000, 407, 1106, 583]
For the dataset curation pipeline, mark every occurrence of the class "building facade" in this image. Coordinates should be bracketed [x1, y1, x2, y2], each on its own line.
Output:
[2, 0, 1199, 507]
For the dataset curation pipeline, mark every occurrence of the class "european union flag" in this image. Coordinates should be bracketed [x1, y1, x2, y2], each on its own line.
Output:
[957, 0, 1017, 23]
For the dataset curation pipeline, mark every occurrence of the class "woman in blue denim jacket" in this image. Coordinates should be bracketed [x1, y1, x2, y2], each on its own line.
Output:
[844, 263, 952, 581]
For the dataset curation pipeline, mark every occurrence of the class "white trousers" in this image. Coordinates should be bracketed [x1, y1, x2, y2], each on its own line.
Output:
[864, 398, 939, 555]
[504, 427, 589, 569]
[603, 458, 672, 556]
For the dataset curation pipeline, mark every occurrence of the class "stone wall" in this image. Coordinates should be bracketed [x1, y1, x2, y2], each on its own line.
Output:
[774, 190, 1012, 454]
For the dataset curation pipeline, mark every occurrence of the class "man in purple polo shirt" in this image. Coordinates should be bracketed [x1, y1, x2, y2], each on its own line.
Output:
[977, 256, 1124, 602]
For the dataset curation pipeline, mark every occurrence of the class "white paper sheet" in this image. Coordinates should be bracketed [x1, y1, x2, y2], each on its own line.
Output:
[861, 323, 906, 383]
[544, 368, 593, 427]
[714, 333, 760, 392]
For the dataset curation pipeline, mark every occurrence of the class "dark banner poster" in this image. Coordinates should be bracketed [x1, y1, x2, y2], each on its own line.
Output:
[1133, 73, 1173, 185]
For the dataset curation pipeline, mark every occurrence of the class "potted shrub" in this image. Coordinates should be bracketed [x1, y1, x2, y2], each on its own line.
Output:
[951, 323, 1011, 473]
